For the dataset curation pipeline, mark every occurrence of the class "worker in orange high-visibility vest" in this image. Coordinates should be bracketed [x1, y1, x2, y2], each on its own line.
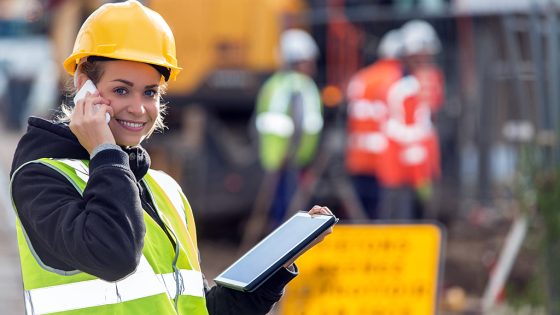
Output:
[378, 20, 443, 220]
[345, 29, 404, 219]
[401, 20, 445, 115]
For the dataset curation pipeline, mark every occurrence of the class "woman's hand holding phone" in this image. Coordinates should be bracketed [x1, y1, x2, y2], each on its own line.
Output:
[73, 80, 111, 124]
[70, 80, 116, 155]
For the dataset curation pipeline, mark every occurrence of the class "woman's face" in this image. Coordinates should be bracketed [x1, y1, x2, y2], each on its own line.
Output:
[95, 60, 162, 147]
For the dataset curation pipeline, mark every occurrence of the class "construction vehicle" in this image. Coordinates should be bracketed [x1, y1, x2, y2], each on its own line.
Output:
[141, 0, 444, 236]
[143, 0, 311, 237]
[141, 0, 538, 240]
[149, 0, 306, 106]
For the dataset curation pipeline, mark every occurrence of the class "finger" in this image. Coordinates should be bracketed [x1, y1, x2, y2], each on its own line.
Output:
[308, 205, 323, 215]
[72, 92, 88, 119]
[91, 104, 109, 124]
[105, 105, 114, 121]
[76, 92, 92, 118]
[309, 205, 332, 216]
[86, 95, 110, 116]
[83, 93, 103, 114]
[310, 205, 322, 211]
[307, 208, 319, 215]
[320, 206, 333, 215]
[85, 90, 102, 106]
[90, 103, 112, 123]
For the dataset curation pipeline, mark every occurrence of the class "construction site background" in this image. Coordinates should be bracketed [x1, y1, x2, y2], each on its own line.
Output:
[2, 0, 560, 314]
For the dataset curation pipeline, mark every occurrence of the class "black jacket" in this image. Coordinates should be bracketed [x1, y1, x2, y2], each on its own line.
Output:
[10, 117, 295, 315]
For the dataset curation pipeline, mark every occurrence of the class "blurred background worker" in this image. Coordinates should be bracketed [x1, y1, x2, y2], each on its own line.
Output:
[401, 19, 445, 220]
[0, 0, 59, 131]
[401, 20, 445, 114]
[378, 19, 443, 220]
[254, 28, 324, 229]
[345, 29, 404, 220]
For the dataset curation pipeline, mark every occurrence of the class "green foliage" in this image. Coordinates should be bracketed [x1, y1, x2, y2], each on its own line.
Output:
[537, 171, 560, 238]
[536, 171, 560, 314]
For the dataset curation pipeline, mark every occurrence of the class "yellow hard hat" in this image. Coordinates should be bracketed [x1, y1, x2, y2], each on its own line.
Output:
[63, 0, 181, 81]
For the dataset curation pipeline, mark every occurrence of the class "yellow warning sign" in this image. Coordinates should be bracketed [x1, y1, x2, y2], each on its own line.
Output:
[279, 224, 444, 315]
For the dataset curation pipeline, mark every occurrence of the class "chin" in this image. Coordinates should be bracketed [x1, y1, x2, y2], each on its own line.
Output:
[116, 139, 142, 147]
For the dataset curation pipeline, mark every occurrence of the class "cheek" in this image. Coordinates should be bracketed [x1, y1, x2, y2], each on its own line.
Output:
[105, 98, 123, 112]
[148, 101, 160, 121]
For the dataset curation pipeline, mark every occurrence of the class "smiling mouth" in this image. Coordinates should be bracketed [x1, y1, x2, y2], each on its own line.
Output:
[117, 119, 146, 129]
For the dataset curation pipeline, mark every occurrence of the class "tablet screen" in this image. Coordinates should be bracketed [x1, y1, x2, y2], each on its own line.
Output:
[215, 212, 336, 291]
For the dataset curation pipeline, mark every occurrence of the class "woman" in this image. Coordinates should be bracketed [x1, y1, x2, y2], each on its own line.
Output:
[9, 1, 333, 314]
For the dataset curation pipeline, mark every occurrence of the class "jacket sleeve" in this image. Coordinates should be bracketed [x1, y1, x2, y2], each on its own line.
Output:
[11, 148, 146, 281]
[204, 266, 297, 315]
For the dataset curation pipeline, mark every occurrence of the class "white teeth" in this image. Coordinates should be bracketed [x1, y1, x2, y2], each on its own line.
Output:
[119, 120, 144, 128]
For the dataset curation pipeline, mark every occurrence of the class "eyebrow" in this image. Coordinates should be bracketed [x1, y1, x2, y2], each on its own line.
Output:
[111, 79, 159, 89]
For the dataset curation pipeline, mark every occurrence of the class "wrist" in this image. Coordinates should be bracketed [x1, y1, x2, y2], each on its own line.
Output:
[91, 143, 122, 159]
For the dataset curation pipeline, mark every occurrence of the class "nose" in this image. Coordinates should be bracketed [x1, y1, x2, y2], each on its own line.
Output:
[127, 93, 146, 116]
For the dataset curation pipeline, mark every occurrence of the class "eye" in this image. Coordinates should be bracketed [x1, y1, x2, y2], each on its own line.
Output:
[145, 89, 158, 98]
[114, 87, 128, 96]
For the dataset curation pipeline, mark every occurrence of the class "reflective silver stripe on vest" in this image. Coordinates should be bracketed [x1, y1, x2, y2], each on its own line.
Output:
[60, 159, 90, 184]
[147, 170, 188, 226]
[256, 112, 295, 137]
[158, 269, 205, 299]
[25, 256, 166, 314]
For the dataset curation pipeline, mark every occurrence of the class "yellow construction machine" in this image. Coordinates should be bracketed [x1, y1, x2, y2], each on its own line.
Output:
[143, 0, 308, 236]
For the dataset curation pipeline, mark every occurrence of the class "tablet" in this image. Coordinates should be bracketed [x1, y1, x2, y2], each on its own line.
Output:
[214, 211, 338, 292]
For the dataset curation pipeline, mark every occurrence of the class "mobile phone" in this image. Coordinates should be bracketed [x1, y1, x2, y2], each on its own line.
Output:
[73, 80, 110, 124]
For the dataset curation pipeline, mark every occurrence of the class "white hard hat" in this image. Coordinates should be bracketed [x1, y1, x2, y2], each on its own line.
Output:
[280, 29, 319, 64]
[377, 29, 404, 59]
[400, 20, 441, 55]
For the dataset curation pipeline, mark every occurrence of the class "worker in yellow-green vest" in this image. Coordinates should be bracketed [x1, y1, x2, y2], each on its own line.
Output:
[255, 29, 324, 229]
[9, 1, 333, 314]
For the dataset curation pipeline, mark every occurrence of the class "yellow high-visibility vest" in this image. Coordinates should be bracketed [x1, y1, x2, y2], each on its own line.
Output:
[11, 158, 208, 315]
[255, 71, 323, 171]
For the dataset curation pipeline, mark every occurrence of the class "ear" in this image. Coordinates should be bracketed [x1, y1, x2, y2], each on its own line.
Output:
[75, 73, 90, 90]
